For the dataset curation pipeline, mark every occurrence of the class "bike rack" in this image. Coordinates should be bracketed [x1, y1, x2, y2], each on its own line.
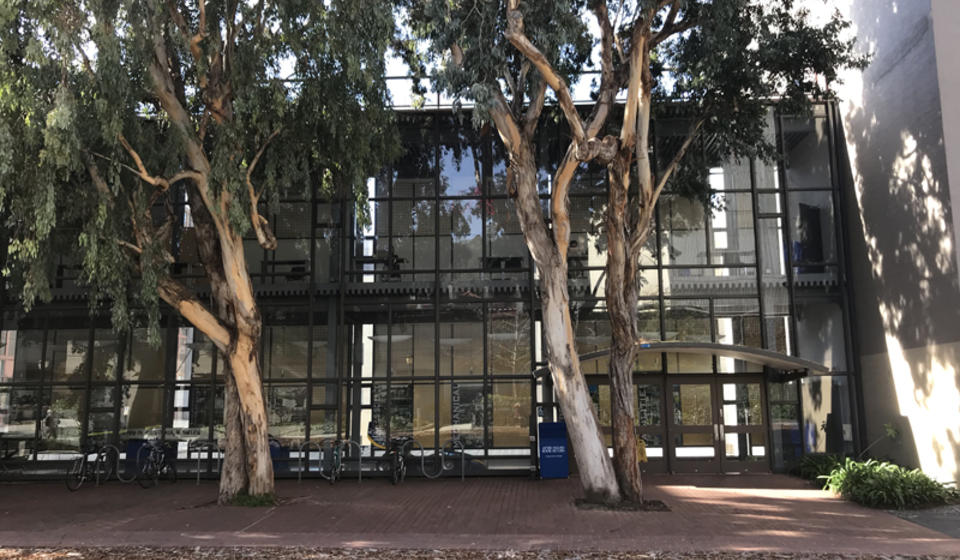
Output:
[188, 440, 221, 485]
[297, 440, 324, 482]
[401, 438, 466, 481]
[343, 439, 363, 483]
[444, 439, 466, 482]
[98, 444, 136, 484]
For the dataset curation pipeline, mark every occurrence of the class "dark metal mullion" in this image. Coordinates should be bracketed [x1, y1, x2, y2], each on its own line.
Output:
[304, 178, 318, 443]
[825, 102, 863, 453]
[749, 156, 769, 350]
[774, 113, 800, 356]
[434, 110, 442, 455]
[80, 324, 95, 449]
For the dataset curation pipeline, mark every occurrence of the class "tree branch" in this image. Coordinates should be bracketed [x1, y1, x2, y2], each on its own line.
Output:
[523, 79, 547, 141]
[504, 1, 585, 145]
[551, 144, 578, 261]
[651, 118, 704, 202]
[246, 129, 280, 250]
[157, 277, 231, 352]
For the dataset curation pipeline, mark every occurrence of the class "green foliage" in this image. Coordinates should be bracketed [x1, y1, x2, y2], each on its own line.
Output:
[404, 0, 868, 185]
[228, 492, 277, 507]
[820, 457, 960, 510]
[0, 0, 400, 336]
[795, 453, 843, 481]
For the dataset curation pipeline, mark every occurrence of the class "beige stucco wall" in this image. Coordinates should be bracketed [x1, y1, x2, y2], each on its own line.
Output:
[797, 0, 960, 483]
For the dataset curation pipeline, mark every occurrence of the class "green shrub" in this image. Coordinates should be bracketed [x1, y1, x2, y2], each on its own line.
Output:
[796, 453, 843, 482]
[820, 457, 958, 509]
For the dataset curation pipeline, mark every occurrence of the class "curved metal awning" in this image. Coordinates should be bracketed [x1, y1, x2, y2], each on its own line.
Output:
[533, 341, 829, 378]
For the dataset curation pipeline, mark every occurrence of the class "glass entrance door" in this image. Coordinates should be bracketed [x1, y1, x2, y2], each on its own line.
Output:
[668, 377, 719, 472]
[667, 375, 770, 473]
[719, 377, 768, 472]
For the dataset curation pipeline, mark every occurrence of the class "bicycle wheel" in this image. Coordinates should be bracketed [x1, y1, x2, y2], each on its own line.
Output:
[137, 458, 159, 488]
[390, 453, 400, 485]
[95, 448, 117, 485]
[65, 456, 86, 492]
[160, 461, 177, 484]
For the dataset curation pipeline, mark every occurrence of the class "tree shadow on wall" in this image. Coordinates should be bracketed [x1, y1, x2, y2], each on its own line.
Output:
[840, 0, 960, 481]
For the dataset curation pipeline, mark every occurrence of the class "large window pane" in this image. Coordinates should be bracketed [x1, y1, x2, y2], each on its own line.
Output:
[788, 191, 837, 268]
[660, 197, 708, 266]
[11, 329, 43, 382]
[439, 200, 482, 269]
[439, 305, 483, 377]
[47, 329, 89, 383]
[120, 385, 165, 442]
[783, 117, 831, 188]
[390, 114, 435, 198]
[796, 300, 847, 371]
[123, 329, 165, 382]
[490, 381, 530, 448]
[266, 385, 307, 443]
[488, 303, 530, 376]
[710, 191, 756, 266]
[40, 387, 84, 452]
[91, 329, 120, 382]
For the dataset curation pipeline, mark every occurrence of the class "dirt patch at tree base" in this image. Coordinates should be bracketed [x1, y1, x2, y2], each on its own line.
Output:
[574, 498, 670, 511]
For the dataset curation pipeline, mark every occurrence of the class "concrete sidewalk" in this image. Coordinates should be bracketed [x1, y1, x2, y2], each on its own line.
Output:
[0, 475, 957, 556]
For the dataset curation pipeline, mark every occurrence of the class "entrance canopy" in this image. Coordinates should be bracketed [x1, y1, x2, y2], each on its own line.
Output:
[533, 341, 829, 378]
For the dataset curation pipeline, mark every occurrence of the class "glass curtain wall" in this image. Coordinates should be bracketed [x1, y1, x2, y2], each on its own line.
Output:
[0, 102, 856, 477]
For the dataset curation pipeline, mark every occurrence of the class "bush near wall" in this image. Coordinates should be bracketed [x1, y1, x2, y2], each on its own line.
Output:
[819, 457, 960, 509]
[795, 453, 843, 482]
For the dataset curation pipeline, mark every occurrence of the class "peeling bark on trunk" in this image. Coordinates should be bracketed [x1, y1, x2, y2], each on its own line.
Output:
[218, 357, 247, 503]
[227, 330, 274, 496]
[508, 146, 621, 505]
[605, 155, 645, 502]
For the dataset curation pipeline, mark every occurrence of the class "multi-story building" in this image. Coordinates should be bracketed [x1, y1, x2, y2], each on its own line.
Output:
[2, 0, 959, 483]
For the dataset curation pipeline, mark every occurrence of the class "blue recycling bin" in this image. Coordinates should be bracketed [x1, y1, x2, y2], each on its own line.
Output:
[538, 422, 569, 479]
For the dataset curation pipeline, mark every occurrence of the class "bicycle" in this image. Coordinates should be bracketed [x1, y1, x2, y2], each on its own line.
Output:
[383, 436, 413, 485]
[135, 440, 177, 488]
[328, 439, 345, 484]
[65, 444, 112, 491]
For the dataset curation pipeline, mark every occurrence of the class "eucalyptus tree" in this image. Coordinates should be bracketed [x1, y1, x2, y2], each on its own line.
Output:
[0, 0, 398, 502]
[406, 0, 865, 503]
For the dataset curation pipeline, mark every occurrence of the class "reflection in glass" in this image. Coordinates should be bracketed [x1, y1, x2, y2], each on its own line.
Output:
[491, 381, 529, 448]
[783, 118, 831, 188]
[267, 385, 307, 443]
[724, 431, 765, 460]
[796, 300, 847, 371]
[638, 384, 662, 426]
[488, 303, 530, 376]
[91, 329, 120, 382]
[672, 384, 713, 426]
[721, 383, 762, 426]
[660, 196, 707, 265]
[120, 385, 164, 441]
[439, 200, 482, 270]
[12, 330, 43, 382]
[40, 388, 83, 451]
[48, 330, 89, 383]
[123, 329, 165, 382]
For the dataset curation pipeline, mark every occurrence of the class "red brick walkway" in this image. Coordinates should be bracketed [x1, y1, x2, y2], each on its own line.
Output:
[0, 475, 957, 555]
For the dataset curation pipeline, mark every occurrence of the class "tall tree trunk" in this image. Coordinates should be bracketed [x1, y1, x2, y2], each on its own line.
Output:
[541, 272, 621, 504]
[218, 357, 248, 503]
[507, 145, 621, 504]
[605, 155, 644, 502]
[226, 328, 274, 496]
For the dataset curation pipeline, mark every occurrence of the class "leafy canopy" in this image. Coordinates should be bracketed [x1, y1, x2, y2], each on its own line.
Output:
[0, 0, 400, 335]
[403, 0, 867, 189]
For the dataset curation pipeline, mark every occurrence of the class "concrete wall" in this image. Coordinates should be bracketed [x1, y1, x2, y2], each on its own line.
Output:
[814, 0, 960, 482]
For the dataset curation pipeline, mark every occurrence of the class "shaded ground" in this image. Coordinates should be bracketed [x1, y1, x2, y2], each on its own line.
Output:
[0, 475, 957, 556]
[893, 503, 960, 538]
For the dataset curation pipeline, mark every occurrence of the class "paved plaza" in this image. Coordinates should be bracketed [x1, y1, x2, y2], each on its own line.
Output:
[0, 475, 957, 556]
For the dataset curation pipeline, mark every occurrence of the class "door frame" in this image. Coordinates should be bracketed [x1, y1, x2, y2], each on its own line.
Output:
[665, 374, 771, 474]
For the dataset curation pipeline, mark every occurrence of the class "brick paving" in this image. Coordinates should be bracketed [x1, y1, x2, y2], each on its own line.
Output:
[0, 475, 957, 556]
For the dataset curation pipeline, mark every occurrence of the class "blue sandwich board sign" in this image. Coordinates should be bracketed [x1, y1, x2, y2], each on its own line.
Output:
[538, 422, 569, 479]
